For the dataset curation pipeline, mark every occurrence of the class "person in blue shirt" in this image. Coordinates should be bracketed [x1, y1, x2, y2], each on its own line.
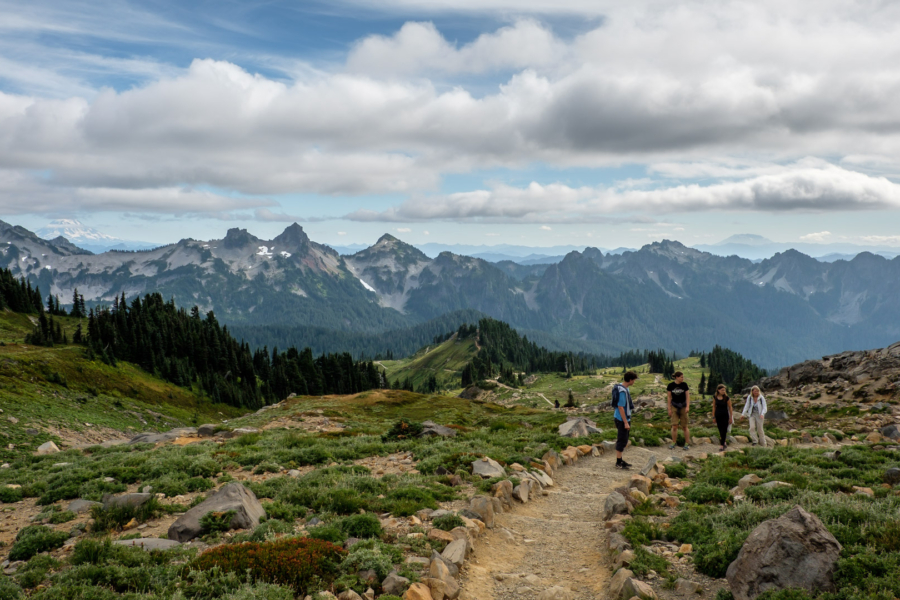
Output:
[613, 371, 638, 469]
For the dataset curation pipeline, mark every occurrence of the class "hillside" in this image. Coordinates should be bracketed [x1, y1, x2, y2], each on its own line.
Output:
[380, 333, 478, 392]
[0, 310, 246, 463]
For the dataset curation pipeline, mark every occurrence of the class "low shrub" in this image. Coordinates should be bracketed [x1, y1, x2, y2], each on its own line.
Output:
[382, 419, 423, 441]
[200, 510, 237, 534]
[339, 514, 382, 539]
[631, 501, 666, 517]
[664, 462, 687, 479]
[683, 483, 731, 504]
[756, 590, 813, 600]
[9, 526, 70, 561]
[222, 583, 296, 600]
[622, 518, 665, 547]
[629, 547, 669, 577]
[90, 497, 161, 532]
[306, 525, 347, 545]
[48, 510, 76, 524]
[432, 514, 465, 531]
[262, 500, 303, 522]
[14, 555, 59, 589]
[0, 578, 23, 600]
[0, 486, 23, 503]
[193, 537, 346, 595]
[715, 590, 734, 600]
[233, 519, 294, 543]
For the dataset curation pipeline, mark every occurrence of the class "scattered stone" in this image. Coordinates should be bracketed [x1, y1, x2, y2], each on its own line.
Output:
[68, 499, 101, 513]
[338, 591, 363, 600]
[601, 440, 617, 453]
[766, 411, 788, 421]
[103, 493, 154, 510]
[7, 416, 18, 424]
[197, 424, 217, 437]
[468, 496, 494, 528]
[615, 550, 635, 569]
[427, 529, 455, 543]
[167, 482, 265, 542]
[726, 505, 842, 600]
[538, 586, 575, 600]
[603, 492, 629, 520]
[640, 454, 658, 476]
[866, 432, 883, 443]
[630, 474, 652, 496]
[404, 584, 433, 600]
[421, 421, 457, 438]
[513, 481, 531, 503]
[558, 417, 602, 438]
[427, 555, 460, 599]
[734, 435, 750, 443]
[382, 572, 411, 595]
[882, 424, 900, 441]
[113, 538, 181, 551]
[885, 468, 900, 485]
[759, 481, 792, 489]
[675, 579, 701, 596]
[472, 457, 505, 479]
[679, 544, 693, 553]
[621, 578, 658, 600]
[608, 568, 634, 600]
[36, 441, 60, 455]
[737, 474, 763, 490]
[852, 486, 874, 497]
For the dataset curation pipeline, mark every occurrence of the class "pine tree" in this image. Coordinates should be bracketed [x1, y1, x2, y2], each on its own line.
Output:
[698, 373, 706, 398]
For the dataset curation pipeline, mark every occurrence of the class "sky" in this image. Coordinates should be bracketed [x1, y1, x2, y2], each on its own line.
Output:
[2, 0, 900, 250]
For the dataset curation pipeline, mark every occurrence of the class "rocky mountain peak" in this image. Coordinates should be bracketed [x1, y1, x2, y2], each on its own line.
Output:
[272, 223, 310, 252]
[222, 228, 259, 249]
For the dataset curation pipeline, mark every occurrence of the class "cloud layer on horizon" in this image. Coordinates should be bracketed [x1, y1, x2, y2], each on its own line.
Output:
[2, 0, 900, 220]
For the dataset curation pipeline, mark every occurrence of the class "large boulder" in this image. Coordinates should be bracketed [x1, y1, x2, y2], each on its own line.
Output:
[382, 572, 410, 596]
[167, 482, 265, 542]
[103, 493, 154, 510]
[603, 492, 629, 520]
[471, 457, 505, 479]
[420, 421, 457, 438]
[766, 411, 788, 421]
[68, 499, 101, 513]
[881, 424, 900, 441]
[129, 428, 197, 445]
[726, 506, 842, 600]
[36, 441, 60, 455]
[468, 496, 494, 528]
[885, 468, 900, 485]
[113, 538, 181, 551]
[558, 417, 602, 438]
[492, 480, 513, 509]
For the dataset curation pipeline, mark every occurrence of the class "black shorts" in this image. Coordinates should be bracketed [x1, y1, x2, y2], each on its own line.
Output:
[615, 418, 630, 452]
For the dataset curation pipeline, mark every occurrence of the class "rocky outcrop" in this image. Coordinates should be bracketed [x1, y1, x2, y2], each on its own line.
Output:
[420, 421, 457, 438]
[471, 457, 505, 478]
[167, 482, 265, 542]
[726, 506, 842, 600]
[558, 417, 602, 438]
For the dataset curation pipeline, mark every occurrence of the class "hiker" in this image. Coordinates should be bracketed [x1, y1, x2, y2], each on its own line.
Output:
[554, 398, 560, 409]
[613, 371, 638, 469]
[711, 384, 733, 452]
[666, 371, 691, 450]
[740, 385, 768, 447]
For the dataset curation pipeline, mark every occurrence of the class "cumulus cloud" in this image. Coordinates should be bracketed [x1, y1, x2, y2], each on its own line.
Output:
[540, 225, 552, 230]
[800, 231, 832, 242]
[345, 164, 900, 222]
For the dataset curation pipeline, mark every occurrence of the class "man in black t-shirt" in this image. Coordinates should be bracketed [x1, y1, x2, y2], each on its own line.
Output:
[667, 371, 691, 450]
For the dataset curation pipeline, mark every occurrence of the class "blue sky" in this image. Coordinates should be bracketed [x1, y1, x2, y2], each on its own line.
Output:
[2, 0, 900, 250]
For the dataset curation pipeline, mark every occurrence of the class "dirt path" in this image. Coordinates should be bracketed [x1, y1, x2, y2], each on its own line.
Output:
[459, 445, 659, 600]
[537, 393, 554, 407]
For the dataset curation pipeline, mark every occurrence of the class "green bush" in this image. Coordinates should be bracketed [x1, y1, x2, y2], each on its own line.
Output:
[48, 510, 76, 524]
[340, 547, 393, 581]
[222, 583, 296, 600]
[664, 462, 688, 479]
[432, 513, 465, 531]
[193, 538, 346, 595]
[262, 500, 302, 522]
[683, 483, 731, 504]
[8, 526, 70, 561]
[200, 510, 237, 534]
[0, 486, 23, 503]
[90, 497, 161, 532]
[382, 419, 423, 441]
[307, 525, 347, 545]
[339, 514, 382, 539]
[622, 518, 665, 547]
[715, 589, 734, 600]
[0, 578, 23, 600]
[629, 547, 670, 577]
[233, 519, 294, 543]
[756, 590, 813, 600]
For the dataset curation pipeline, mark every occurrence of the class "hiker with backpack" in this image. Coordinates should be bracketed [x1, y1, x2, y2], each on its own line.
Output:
[667, 371, 691, 450]
[739, 385, 768, 447]
[613, 371, 638, 469]
[711, 384, 733, 452]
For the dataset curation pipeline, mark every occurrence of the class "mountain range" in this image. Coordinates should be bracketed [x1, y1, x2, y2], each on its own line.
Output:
[35, 219, 158, 253]
[3, 218, 900, 368]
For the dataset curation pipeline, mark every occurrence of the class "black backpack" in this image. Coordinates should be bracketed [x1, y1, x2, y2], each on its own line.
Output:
[611, 383, 625, 409]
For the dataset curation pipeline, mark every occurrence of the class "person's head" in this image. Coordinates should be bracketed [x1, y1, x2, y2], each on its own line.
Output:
[716, 384, 727, 399]
[751, 385, 761, 398]
[673, 371, 684, 383]
[623, 371, 638, 386]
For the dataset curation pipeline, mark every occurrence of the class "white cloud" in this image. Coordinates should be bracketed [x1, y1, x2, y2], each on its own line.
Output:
[346, 163, 900, 222]
[396, 227, 412, 232]
[800, 231, 832, 243]
[337, 231, 347, 235]
[540, 225, 552, 230]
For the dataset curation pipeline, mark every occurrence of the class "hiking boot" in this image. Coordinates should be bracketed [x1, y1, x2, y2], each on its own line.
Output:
[615, 461, 631, 470]
[668, 444, 677, 450]
[682, 445, 690, 451]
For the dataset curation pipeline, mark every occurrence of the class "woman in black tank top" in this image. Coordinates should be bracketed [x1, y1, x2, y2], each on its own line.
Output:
[711, 384, 733, 452]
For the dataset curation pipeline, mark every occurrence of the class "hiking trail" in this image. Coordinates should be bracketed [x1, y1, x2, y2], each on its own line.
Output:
[459, 445, 659, 600]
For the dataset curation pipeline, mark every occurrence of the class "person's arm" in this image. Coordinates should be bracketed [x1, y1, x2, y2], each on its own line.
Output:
[618, 390, 630, 429]
[728, 399, 733, 423]
[685, 389, 690, 413]
[667, 389, 673, 414]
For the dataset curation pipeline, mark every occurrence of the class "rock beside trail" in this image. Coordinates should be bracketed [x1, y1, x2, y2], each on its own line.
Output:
[766, 411, 788, 421]
[558, 417, 602, 438]
[420, 421, 457, 438]
[103, 493, 154, 510]
[538, 587, 575, 600]
[468, 496, 494, 528]
[197, 424, 218, 437]
[167, 482, 265, 542]
[381, 572, 410, 595]
[881, 424, 900, 440]
[113, 538, 181, 551]
[129, 428, 197, 444]
[67, 499, 101, 513]
[603, 492, 629, 520]
[404, 582, 434, 600]
[726, 505, 842, 600]
[471, 457, 505, 478]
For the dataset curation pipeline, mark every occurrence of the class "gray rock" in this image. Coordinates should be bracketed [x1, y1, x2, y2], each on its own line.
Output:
[726, 505, 842, 600]
[603, 492, 629, 520]
[197, 424, 218, 437]
[431, 549, 458, 578]
[471, 457, 505, 478]
[538, 587, 575, 600]
[468, 496, 494, 528]
[25, 428, 39, 436]
[513, 480, 531, 503]
[622, 578, 658, 600]
[167, 482, 265, 542]
[760, 481, 792, 489]
[103, 493, 154, 510]
[601, 440, 617, 452]
[338, 590, 363, 600]
[881, 424, 900, 440]
[113, 538, 181, 551]
[141, 486, 153, 494]
[67, 499, 101, 513]
[608, 532, 630, 553]
[608, 568, 634, 600]
[129, 428, 197, 445]
[420, 421, 457, 438]
[36, 441, 60, 455]
[558, 417, 602, 438]
[381, 571, 410, 595]
[885, 467, 900, 485]
[640, 454, 658, 477]
[675, 578, 701, 596]
[766, 411, 788, 421]
[429, 509, 452, 520]
[441, 538, 467, 567]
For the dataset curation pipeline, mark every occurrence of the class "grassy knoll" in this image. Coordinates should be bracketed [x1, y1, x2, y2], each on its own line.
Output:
[379, 334, 477, 391]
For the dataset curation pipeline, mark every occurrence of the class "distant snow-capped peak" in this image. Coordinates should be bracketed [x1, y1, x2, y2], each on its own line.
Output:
[37, 219, 119, 242]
